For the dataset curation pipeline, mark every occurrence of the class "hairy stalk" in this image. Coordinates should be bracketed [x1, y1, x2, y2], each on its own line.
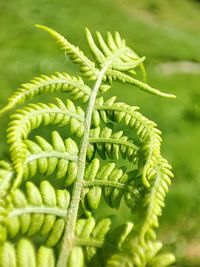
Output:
[25, 152, 78, 163]
[57, 66, 108, 267]
[9, 207, 67, 217]
[85, 180, 139, 195]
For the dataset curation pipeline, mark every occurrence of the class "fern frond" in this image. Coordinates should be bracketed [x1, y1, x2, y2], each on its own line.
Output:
[7, 98, 84, 189]
[74, 217, 111, 263]
[140, 157, 174, 242]
[0, 200, 7, 244]
[87, 127, 139, 162]
[44, 217, 111, 267]
[106, 70, 176, 98]
[107, 253, 133, 267]
[23, 131, 78, 183]
[84, 158, 140, 210]
[86, 29, 144, 72]
[0, 161, 13, 197]
[0, 239, 55, 267]
[148, 253, 175, 267]
[85, 29, 175, 98]
[1, 180, 70, 246]
[95, 97, 162, 188]
[107, 240, 175, 267]
[0, 26, 175, 267]
[98, 222, 135, 267]
[35, 25, 98, 80]
[131, 240, 175, 267]
[0, 72, 91, 116]
[125, 158, 173, 266]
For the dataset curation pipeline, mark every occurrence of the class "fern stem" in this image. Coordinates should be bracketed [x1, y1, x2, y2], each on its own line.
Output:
[107, 69, 176, 98]
[9, 206, 67, 217]
[90, 137, 138, 150]
[25, 152, 77, 164]
[57, 66, 108, 267]
[85, 180, 139, 195]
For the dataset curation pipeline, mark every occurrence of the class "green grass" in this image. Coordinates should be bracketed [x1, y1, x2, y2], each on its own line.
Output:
[0, 0, 200, 266]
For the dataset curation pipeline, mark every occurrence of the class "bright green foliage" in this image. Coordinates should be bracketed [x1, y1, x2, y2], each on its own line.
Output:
[0, 239, 55, 267]
[84, 158, 140, 210]
[0, 25, 175, 267]
[0, 180, 70, 244]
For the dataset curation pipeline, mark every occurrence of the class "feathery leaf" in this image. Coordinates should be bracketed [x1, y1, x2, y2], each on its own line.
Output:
[0, 239, 55, 267]
[7, 98, 84, 189]
[23, 131, 78, 184]
[35, 25, 98, 80]
[0, 72, 91, 116]
[0, 181, 70, 246]
[84, 158, 140, 210]
[87, 127, 139, 162]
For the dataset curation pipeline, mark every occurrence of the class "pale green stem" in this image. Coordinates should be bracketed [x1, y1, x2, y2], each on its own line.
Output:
[9, 206, 67, 217]
[56, 65, 108, 267]
[85, 180, 139, 195]
[90, 137, 138, 151]
[25, 152, 77, 164]
[107, 69, 176, 98]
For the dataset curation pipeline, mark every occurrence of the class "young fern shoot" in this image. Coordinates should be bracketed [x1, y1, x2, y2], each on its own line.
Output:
[0, 25, 176, 267]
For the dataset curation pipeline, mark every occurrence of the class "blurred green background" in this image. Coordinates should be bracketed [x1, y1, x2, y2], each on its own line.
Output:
[0, 0, 199, 266]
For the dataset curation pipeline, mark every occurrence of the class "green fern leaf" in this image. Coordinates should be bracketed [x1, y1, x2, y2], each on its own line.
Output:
[0, 239, 55, 267]
[107, 239, 175, 267]
[0, 181, 70, 246]
[35, 25, 98, 80]
[87, 127, 138, 161]
[139, 157, 174, 243]
[148, 253, 175, 267]
[74, 217, 111, 262]
[84, 158, 140, 210]
[85, 29, 175, 98]
[0, 161, 13, 197]
[95, 97, 162, 188]
[106, 69, 176, 98]
[7, 98, 84, 189]
[24, 131, 78, 183]
[131, 240, 175, 267]
[86, 28, 145, 72]
[0, 72, 91, 116]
